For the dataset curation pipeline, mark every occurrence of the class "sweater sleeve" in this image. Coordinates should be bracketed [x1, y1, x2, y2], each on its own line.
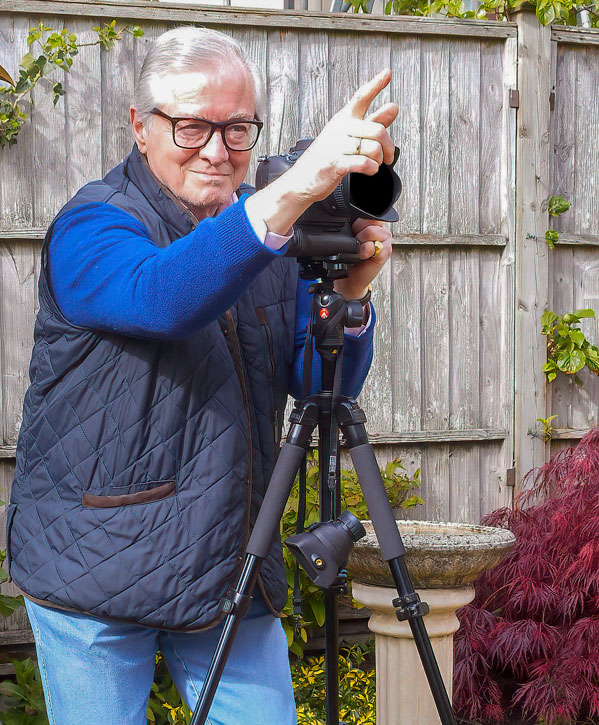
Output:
[289, 276, 375, 400]
[48, 199, 285, 338]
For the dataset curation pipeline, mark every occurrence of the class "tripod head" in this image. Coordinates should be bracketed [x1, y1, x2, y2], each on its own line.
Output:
[309, 281, 363, 365]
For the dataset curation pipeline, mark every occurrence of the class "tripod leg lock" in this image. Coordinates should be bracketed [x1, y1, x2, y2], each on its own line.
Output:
[219, 589, 253, 618]
[392, 592, 430, 622]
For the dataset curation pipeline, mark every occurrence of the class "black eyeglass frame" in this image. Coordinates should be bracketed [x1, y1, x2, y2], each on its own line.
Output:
[150, 108, 263, 152]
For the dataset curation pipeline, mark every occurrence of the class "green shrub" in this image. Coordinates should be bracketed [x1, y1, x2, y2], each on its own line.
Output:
[147, 654, 191, 724]
[0, 658, 47, 724]
[293, 643, 376, 725]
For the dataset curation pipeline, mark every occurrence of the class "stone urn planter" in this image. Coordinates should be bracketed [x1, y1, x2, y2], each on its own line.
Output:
[347, 520, 515, 725]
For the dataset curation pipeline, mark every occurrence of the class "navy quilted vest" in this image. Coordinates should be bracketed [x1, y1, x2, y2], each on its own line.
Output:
[7, 146, 298, 630]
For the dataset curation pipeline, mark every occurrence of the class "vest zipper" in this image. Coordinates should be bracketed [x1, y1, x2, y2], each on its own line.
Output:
[222, 310, 253, 552]
[223, 310, 279, 616]
[256, 307, 281, 447]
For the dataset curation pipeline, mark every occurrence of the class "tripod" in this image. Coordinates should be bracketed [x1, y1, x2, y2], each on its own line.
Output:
[191, 275, 457, 725]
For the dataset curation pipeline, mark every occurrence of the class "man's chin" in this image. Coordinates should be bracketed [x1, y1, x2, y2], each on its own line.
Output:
[179, 187, 235, 217]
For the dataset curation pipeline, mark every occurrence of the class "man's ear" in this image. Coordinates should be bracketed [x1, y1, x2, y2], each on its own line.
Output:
[130, 107, 148, 153]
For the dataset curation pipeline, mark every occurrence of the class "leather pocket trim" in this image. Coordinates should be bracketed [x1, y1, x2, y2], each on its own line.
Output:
[82, 481, 176, 509]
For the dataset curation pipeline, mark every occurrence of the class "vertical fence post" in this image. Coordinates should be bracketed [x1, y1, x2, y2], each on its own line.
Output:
[513, 8, 552, 489]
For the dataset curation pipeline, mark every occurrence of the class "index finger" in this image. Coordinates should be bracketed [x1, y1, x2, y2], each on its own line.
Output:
[352, 218, 385, 235]
[344, 69, 392, 120]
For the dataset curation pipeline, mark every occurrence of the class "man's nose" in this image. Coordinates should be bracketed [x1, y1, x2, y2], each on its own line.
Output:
[200, 129, 230, 164]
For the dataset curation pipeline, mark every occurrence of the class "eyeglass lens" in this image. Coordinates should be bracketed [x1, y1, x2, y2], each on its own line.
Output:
[175, 119, 259, 150]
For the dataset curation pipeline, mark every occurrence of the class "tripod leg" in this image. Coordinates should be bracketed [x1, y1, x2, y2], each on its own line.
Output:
[191, 401, 318, 725]
[324, 590, 339, 725]
[338, 401, 457, 725]
[318, 403, 341, 725]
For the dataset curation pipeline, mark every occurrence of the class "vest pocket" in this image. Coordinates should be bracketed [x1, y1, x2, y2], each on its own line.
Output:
[82, 481, 176, 509]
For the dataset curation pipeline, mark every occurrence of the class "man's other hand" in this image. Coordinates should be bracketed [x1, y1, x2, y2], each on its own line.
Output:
[334, 218, 392, 302]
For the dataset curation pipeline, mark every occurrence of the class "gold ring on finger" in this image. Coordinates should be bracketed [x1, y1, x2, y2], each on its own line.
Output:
[348, 136, 362, 155]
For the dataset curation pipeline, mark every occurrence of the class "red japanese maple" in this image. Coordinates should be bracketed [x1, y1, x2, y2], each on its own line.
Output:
[454, 428, 599, 724]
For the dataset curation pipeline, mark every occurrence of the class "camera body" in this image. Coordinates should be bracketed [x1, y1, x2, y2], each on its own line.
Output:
[255, 139, 402, 280]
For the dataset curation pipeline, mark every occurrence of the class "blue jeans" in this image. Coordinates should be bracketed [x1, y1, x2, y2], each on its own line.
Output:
[25, 596, 297, 725]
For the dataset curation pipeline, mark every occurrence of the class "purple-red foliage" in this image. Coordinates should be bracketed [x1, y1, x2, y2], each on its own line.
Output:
[454, 429, 599, 725]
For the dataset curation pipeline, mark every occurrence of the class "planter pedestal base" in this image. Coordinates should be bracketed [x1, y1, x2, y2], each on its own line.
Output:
[352, 582, 474, 725]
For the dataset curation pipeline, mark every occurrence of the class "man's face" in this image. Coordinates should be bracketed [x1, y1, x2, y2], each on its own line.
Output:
[131, 63, 256, 220]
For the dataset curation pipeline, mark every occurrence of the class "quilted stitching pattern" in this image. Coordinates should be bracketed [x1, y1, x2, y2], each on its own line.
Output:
[9, 151, 298, 630]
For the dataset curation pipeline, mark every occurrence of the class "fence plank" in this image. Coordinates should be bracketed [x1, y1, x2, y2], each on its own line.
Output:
[65, 19, 103, 197]
[419, 34, 451, 514]
[421, 36, 450, 236]
[357, 35, 393, 434]
[266, 29, 299, 155]
[30, 16, 68, 228]
[571, 247, 599, 428]
[101, 23, 136, 174]
[391, 249, 422, 433]
[552, 43, 576, 237]
[298, 30, 328, 140]
[481, 34, 517, 514]
[514, 11, 551, 487]
[447, 38, 482, 519]
[0, 16, 35, 231]
[0, 243, 39, 446]
[573, 45, 599, 237]
[390, 35, 420, 237]
[236, 26, 269, 184]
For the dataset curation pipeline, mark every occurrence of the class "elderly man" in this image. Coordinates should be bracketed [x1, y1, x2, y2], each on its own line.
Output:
[7, 26, 397, 724]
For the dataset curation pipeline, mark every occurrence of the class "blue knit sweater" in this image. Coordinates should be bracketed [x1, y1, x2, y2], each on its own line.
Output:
[47, 199, 375, 399]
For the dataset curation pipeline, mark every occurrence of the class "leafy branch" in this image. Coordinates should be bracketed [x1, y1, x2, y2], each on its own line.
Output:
[0, 21, 143, 148]
[544, 194, 572, 249]
[350, 0, 599, 27]
[541, 308, 599, 382]
[536, 414, 557, 441]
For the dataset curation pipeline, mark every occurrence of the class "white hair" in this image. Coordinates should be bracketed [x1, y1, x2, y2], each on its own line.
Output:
[133, 26, 266, 121]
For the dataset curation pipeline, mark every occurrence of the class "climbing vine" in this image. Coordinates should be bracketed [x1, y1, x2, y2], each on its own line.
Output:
[0, 20, 143, 148]
[350, 0, 599, 27]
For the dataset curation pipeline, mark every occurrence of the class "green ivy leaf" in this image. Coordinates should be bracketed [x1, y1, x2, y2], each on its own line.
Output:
[20, 53, 37, 74]
[548, 194, 571, 216]
[0, 594, 24, 618]
[309, 596, 326, 627]
[541, 310, 558, 327]
[545, 229, 559, 249]
[584, 346, 599, 373]
[557, 348, 586, 373]
[402, 495, 426, 508]
[52, 82, 65, 106]
[573, 308, 595, 319]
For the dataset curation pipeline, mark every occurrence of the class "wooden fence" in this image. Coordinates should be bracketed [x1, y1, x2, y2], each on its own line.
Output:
[0, 0, 598, 639]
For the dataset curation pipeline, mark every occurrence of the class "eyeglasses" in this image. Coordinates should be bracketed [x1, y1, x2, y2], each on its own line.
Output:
[150, 108, 263, 152]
